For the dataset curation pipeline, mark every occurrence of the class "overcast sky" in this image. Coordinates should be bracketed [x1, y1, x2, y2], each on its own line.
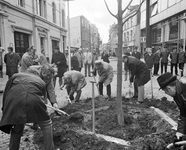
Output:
[68, 0, 141, 43]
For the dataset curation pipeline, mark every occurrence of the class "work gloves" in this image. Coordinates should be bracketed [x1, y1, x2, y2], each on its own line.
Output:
[173, 132, 184, 147]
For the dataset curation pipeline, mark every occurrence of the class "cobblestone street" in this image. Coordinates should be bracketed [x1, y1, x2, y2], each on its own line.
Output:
[0, 57, 173, 149]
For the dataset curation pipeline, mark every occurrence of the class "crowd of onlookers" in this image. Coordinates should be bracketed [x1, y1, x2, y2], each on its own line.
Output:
[124, 45, 186, 78]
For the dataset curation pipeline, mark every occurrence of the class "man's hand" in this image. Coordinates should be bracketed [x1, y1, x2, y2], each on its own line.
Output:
[53, 103, 59, 109]
[173, 132, 184, 147]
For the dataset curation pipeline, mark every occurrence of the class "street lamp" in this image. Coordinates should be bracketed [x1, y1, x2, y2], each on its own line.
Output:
[63, 0, 74, 70]
[181, 16, 186, 51]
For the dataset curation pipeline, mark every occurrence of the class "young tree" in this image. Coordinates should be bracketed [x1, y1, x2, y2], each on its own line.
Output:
[104, 0, 145, 125]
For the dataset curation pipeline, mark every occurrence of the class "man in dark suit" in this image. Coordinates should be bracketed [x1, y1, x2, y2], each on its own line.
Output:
[132, 46, 141, 60]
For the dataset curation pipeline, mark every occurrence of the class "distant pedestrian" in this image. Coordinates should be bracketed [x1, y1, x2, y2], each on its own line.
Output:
[20, 47, 34, 72]
[31, 47, 39, 65]
[92, 49, 98, 70]
[170, 48, 178, 75]
[160, 47, 169, 74]
[132, 46, 141, 60]
[4, 47, 21, 79]
[74, 48, 84, 72]
[101, 50, 110, 63]
[178, 46, 186, 77]
[51, 46, 67, 87]
[153, 49, 160, 75]
[71, 55, 79, 71]
[93, 60, 114, 100]
[83, 48, 92, 77]
[144, 48, 154, 70]
[38, 49, 48, 65]
[60, 70, 87, 102]
[122, 55, 150, 103]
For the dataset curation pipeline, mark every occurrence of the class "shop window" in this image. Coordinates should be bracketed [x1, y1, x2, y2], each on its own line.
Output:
[18, 0, 25, 7]
[52, 2, 56, 23]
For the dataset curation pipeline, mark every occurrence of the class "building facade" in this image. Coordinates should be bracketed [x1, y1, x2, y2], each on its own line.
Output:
[123, 5, 141, 54]
[69, 15, 100, 53]
[0, 0, 67, 60]
[140, 0, 186, 54]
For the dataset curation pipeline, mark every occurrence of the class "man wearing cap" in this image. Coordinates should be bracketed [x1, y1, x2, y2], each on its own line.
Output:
[122, 55, 150, 103]
[60, 70, 87, 102]
[0, 63, 58, 150]
[93, 60, 114, 100]
[4, 47, 21, 79]
[157, 72, 186, 146]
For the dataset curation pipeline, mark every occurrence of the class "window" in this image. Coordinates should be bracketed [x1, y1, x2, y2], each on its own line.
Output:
[62, 9, 65, 27]
[151, 2, 158, 17]
[18, 0, 25, 7]
[130, 30, 133, 41]
[158, 0, 168, 12]
[131, 17, 133, 27]
[127, 32, 129, 41]
[37, 0, 46, 18]
[52, 2, 56, 23]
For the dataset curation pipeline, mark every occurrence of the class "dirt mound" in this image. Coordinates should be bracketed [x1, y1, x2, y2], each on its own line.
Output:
[33, 97, 180, 150]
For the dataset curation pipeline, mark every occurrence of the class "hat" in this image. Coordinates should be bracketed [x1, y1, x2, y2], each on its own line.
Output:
[157, 72, 177, 90]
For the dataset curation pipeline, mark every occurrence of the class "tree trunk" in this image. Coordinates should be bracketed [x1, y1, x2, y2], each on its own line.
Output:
[116, 0, 124, 125]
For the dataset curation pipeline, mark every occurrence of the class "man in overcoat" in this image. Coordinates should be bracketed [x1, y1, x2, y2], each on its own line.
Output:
[51, 46, 67, 87]
[93, 60, 114, 100]
[123, 55, 150, 103]
[61, 70, 87, 102]
[157, 72, 186, 147]
[4, 47, 21, 79]
[0, 63, 59, 150]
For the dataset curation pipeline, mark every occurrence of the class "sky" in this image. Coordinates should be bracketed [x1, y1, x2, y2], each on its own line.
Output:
[68, 0, 141, 43]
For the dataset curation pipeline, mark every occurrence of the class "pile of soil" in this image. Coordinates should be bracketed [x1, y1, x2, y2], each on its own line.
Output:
[33, 97, 181, 150]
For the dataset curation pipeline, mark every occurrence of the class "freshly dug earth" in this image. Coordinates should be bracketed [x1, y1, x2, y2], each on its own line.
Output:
[33, 97, 181, 150]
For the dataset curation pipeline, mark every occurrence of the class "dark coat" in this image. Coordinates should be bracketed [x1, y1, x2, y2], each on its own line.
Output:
[71, 56, 79, 71]
[52, 52, 67, 77]
[132, 52, 141, 60]
[4, 52, 21, 76]
[170, 52, 178, 64]
[174, 79, 186, 134]
[144, 53, 154, 69]
[160, 51, 169, 63]
[126, 56, 150, 86]
[0, 73, 50, 134]
[153, 52, 160, 64]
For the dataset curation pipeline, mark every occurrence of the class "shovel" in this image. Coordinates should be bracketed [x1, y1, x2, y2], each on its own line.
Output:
[46, 104, 84, 123]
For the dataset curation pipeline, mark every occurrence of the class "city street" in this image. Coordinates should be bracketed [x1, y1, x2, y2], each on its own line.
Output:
[0, 57, 174, 149]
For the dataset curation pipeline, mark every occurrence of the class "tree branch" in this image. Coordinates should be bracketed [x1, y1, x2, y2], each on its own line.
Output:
[104, 0, 117, 19]
[122, 0, 145, 26]
[122, 0, 133, 14]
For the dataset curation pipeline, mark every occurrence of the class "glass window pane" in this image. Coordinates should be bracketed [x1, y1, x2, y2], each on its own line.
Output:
[168, 0, 176, 7]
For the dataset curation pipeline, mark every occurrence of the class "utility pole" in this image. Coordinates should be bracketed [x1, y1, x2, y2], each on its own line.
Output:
[146, 0, 151, 48]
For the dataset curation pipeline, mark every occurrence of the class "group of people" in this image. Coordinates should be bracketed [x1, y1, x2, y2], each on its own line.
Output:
[0, 45, 114, 150]
[2, 44, 186, 149]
